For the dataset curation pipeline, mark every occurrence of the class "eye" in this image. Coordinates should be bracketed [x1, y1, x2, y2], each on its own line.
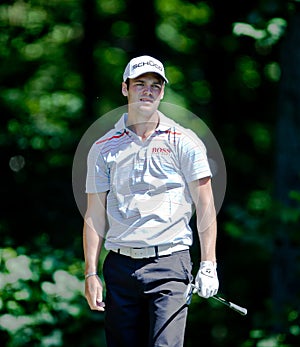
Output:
[152, 84, 162, 90]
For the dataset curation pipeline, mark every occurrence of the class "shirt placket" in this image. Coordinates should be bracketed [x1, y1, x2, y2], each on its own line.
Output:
[134, 146, 147, 183]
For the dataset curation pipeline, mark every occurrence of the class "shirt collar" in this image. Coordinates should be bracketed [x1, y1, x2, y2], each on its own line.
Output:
[156, 111, 174, 132]
[114, 113, 128, 132]
[114, 112, 173, 133]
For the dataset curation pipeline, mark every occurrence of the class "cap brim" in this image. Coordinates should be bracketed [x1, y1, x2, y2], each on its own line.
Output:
[125, 70, 168, 83]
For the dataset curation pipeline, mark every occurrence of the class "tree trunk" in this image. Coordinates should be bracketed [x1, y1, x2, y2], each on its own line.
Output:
[126, 0, 161, 57]
[81, 0, 98, 119]
[273, 9, 300, 332]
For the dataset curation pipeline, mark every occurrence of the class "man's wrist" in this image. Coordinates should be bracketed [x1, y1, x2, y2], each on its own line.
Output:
[85, 272, 98, 279]
[200, 260, 217, 268]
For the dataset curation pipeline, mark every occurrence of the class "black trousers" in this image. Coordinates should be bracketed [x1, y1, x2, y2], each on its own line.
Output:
[103, 250, 193, 347]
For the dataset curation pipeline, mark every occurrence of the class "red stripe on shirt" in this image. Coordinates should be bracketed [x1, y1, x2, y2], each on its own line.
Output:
[96, 131, 129, 144]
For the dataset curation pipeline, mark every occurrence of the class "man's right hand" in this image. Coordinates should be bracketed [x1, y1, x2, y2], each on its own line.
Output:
[85, 275, 105, 311]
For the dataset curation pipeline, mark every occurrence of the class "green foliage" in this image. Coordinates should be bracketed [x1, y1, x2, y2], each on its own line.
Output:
[156, 0, 212, 52]
[0, 246, 107, 347]
[1, 0, 300, 346]
[233, 18, 287, 47]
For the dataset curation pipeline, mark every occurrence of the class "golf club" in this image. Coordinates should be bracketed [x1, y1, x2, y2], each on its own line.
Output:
[186, 283, 247, 316]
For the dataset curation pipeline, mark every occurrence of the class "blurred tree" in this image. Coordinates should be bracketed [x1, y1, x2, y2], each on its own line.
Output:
[272, 2, 300, 333]
[1, 0, 300, 346]
[80, 0, 97, 120]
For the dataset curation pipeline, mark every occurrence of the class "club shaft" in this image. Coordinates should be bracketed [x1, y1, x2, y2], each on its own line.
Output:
[189, 283, 247, 316]
[212, 295, 247, 316]
[187, 284, 247, 316]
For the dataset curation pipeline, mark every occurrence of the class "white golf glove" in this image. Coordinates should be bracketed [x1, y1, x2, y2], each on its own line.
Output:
[195, 261, 219, 298]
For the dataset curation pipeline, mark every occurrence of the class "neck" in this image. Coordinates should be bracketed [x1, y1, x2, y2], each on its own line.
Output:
[126, 111, 159, 140]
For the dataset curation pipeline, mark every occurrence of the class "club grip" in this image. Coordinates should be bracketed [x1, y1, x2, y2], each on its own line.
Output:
[229, 302, 247, 316]
[213, 295, 248, 316]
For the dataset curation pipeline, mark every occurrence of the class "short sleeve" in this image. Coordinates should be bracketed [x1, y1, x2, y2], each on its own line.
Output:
[179, 129, 212, 183]
[85, 142, 110, 193]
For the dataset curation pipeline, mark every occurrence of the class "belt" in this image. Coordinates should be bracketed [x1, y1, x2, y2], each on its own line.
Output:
[111, 244, 189, 259]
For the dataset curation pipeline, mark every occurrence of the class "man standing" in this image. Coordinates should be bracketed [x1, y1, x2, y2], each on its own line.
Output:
[83, 55, 219, 347]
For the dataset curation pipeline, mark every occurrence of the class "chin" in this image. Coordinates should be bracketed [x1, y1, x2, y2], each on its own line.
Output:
[129, 101, 159, 118]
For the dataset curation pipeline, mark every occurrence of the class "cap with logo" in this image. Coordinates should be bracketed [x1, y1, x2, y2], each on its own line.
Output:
[123, 55, 168, 83]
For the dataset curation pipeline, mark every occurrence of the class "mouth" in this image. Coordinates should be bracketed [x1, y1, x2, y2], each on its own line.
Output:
[140, 98, 153, 103]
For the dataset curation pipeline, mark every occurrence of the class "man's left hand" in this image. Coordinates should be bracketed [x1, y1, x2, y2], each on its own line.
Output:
[195, 261, 219, 298]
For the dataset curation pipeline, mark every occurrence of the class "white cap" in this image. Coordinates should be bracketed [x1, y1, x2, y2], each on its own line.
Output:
[123, 55, 168, 83]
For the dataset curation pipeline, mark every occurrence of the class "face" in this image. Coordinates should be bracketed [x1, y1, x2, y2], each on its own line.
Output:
[122, 73, 165, 115]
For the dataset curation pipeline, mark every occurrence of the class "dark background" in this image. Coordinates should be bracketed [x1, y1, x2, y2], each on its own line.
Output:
[1, 0, 300, 346]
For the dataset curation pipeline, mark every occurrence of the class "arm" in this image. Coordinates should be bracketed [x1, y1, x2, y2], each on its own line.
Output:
[188, 176, 217, 263]
[83, 192, 107, 311]
[188, 177, 219, 298]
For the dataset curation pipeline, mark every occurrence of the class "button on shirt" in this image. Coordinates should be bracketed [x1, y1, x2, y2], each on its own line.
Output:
[86, 112, 212, 250]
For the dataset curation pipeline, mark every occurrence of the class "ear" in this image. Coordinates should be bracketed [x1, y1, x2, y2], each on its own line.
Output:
[160, 84, 165, 100]
[122, 82, 128, 97]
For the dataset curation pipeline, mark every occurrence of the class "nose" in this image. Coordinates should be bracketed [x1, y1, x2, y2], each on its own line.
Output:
[143, 85, 152, 95]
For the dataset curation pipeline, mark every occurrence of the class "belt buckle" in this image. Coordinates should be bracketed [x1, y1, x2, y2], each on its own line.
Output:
[131, 248, 144, 259]
[130, 247, 156, 258]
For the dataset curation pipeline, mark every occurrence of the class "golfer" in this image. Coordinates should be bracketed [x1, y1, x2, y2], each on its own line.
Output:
[83, 55, 219, 347]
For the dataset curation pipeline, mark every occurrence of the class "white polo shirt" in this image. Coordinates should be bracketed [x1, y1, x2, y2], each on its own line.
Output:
[86, 112, 212, 250]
